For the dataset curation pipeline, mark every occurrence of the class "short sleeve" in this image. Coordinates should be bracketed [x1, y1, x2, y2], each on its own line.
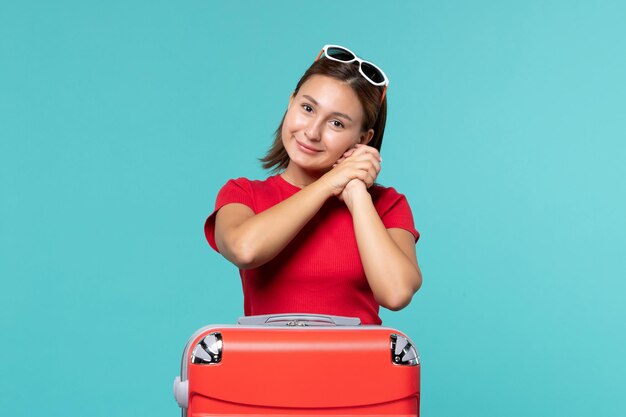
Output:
[204, 178, 255, 252]
[373, 187, 420, 242]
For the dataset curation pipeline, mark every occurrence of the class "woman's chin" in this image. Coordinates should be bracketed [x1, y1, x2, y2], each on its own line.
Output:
[287, 155, 331, 174]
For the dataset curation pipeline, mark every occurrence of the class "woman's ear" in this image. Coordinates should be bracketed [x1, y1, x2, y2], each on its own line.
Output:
[360, 129, 374, 145]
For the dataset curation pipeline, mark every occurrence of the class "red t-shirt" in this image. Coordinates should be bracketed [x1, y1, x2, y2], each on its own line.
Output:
[204, 175, 419, 325]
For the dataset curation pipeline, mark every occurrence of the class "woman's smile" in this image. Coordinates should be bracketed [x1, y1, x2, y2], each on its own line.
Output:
[295, 138, 323, 154]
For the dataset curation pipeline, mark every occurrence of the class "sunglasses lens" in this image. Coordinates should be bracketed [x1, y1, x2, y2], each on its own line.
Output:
[361, 62, 385, 84]
[326, 47, 355, 62]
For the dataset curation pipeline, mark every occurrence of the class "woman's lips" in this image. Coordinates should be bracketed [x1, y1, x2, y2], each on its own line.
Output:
[296, 139, 322, 154]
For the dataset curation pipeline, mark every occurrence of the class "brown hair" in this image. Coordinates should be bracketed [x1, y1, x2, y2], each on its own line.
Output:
[260, 57, 388, 173]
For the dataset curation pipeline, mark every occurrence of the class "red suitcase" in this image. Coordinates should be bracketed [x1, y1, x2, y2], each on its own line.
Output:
[173, 314, 420, 416]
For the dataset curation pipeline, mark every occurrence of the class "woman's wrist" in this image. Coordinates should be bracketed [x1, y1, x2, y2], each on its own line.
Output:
[309, 174, 338, 201]
[342, 180, 371, 212]
[315, 170, 344, 198]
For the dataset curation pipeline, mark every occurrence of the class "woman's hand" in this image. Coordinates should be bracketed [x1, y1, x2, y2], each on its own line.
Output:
[321, 144, 382, 196]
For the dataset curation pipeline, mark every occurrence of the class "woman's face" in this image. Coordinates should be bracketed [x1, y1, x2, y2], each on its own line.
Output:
[281, 75, 373, 176]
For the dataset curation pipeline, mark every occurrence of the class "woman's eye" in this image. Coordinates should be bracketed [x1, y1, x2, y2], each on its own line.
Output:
[331, 120, 345, 129]
[302, 104, 313, 112]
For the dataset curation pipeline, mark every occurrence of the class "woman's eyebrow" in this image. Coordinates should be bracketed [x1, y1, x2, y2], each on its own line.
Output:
[302, 94, 353, 121]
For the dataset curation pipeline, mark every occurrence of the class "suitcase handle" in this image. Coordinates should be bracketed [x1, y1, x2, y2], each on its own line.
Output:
[237, 313, 361, 326]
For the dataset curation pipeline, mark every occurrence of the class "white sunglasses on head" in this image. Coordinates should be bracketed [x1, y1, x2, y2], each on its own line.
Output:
[315, 44, 389, 102]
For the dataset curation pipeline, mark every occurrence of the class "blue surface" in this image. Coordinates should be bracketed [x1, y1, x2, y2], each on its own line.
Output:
[1, 1, 625, 416]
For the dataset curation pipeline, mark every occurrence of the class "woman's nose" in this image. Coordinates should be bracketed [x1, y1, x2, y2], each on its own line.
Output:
[305, 119, 322, 141]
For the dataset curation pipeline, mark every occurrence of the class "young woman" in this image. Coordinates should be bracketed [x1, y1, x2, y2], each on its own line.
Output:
[204, 45, 422, 325]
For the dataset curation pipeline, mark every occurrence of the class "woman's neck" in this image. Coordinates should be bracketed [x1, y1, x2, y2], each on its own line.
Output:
[281, 163, 326, 188]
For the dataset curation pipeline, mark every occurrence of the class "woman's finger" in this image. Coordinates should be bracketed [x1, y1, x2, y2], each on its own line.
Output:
[352, 144, 382, 162]
[342, 148, 356, 158]
[354, 155, 380, 176]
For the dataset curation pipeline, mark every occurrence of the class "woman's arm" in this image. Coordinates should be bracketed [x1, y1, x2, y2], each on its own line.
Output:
[342, 179, 422, 311]
[215, 180, 331, 269]
[215, 150, 381, 270]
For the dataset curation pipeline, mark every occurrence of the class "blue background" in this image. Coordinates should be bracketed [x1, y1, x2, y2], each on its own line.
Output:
[1, 1, 625, 416]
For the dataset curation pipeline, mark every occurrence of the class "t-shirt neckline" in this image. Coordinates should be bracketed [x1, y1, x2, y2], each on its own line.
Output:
[273, 173, 305, 192]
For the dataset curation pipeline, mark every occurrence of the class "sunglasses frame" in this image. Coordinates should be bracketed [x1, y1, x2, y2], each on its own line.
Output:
[316, 44, 389, 103]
